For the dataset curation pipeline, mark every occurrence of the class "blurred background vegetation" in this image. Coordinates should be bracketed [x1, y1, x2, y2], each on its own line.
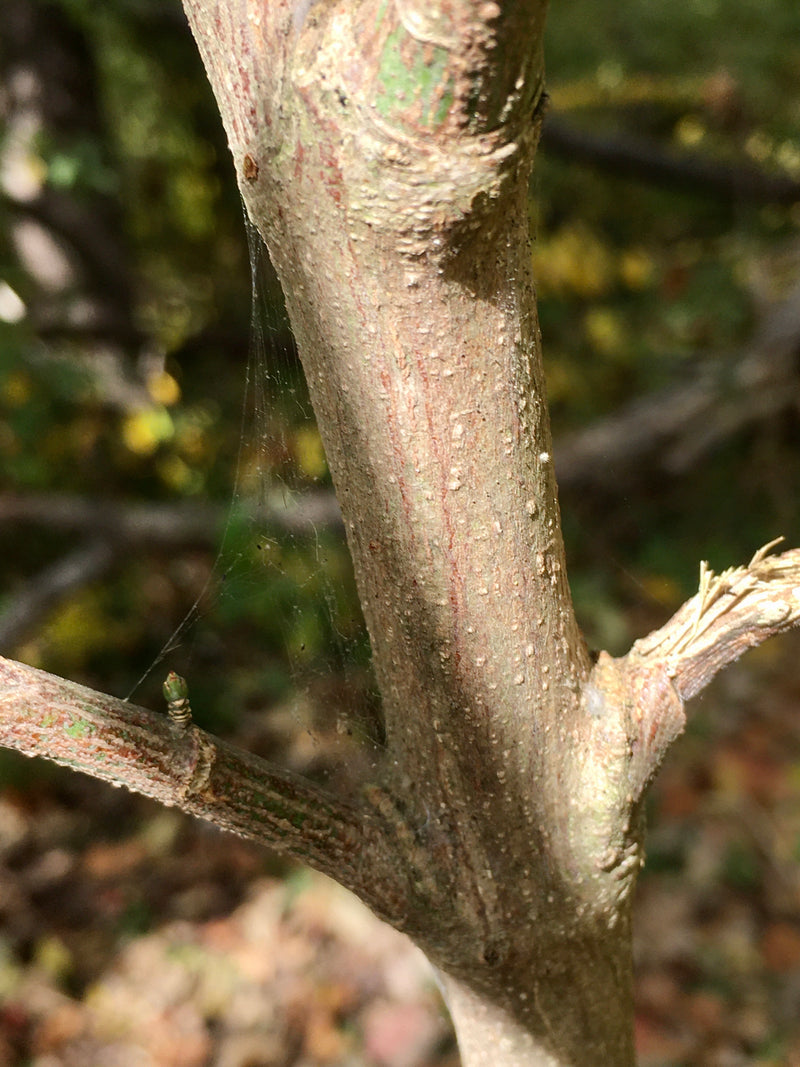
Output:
[1, 1, 800, 1064]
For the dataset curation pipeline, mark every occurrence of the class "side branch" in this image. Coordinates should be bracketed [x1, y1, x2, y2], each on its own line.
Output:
[587, 543, 800, 803]
[0, 656, 400, 921]
[632, 541, 800, 700]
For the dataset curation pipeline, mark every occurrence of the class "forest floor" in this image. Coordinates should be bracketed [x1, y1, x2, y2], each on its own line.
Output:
[1, 632, 800, 1067]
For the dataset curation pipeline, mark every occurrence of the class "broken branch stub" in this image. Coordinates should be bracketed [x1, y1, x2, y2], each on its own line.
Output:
[588, 541, 800, 799]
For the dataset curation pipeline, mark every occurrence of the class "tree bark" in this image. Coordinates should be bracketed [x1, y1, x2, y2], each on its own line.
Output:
[175, 2, 636, 1062]
[3, 2, 800, 1065]
[4, 542, 800, 1062]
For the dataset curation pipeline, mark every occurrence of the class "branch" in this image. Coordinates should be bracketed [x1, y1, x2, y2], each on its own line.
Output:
[0, 655, 404, 926]
[0, 491, 343, 542]
[0, 540, 116, 651]
[631, 540, 800, 701]
[0, 491, 344, 649]
[555, 278, 800, 491]
[541, 115, 800, 205]
[587, 543, 800, 802]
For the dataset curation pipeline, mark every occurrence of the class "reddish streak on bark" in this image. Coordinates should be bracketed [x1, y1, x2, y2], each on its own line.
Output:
[317, 141, 345, 208]
[293, 140, 305, 183]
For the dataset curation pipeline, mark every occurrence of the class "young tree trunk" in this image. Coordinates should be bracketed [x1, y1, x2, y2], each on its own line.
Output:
[172, 1, 800, 1061]
[2, 2, 800, 1064]
[180, 2, 640, 1062]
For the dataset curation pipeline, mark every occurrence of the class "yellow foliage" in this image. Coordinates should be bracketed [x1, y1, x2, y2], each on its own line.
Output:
[147, 370, 181, 406]
[34, 936, 72, 982]
[674, 114, 706, 148]
[620, 248, 655, 290]
[157, 453, 202, 493]
[170, 168, 219, 240]
[294, 425, 328, 480]
[776, 139, 800, 179]
[121, 407, 174, 455]
[584, 307, 627, 358]
[176, 404, 218, 464]
[542, 355, 576, 403]
[533, 223, 614, 298]
[548, 73, 706, 112]
[41, 593, 123, 668]
[745, 130, 773, 164]
[2, 371, 32, 406]
[638, 573, 683, 608]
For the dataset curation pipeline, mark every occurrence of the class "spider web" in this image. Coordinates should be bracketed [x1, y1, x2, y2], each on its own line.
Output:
[126, 212, 384, 793]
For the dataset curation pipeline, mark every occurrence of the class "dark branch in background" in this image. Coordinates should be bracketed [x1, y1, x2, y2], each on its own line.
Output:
[0, 541, 116, 650]
[2, 0, 141, 343]
[541, 115, 800, 205]
[0, 490, 343, 541]
[0, 491, 344, 651]
[555, 278, 800, 490]
[0, 494, 223, 547]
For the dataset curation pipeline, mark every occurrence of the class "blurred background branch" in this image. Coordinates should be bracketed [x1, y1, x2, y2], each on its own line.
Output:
[542, 114, 800, 206]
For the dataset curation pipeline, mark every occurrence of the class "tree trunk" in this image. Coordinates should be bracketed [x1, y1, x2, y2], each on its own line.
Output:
[3, 2, 800, 1064]
[176, 2, 639, 1061]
